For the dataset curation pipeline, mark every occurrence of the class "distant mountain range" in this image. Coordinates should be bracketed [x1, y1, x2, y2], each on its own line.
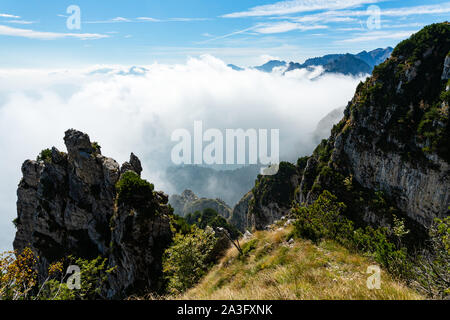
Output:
[229, 47, 393, 76]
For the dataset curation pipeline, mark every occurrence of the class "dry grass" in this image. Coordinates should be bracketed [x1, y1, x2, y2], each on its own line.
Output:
[180, 226, 424, 300]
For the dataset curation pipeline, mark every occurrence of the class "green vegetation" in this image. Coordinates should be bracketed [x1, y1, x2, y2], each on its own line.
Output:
[182, 227, 422, 300]
[163, 226, 219, 294]
[91, 142, 101, 154]
[0, 249, 115, 300]
[170, 214, 192, 235]
[293, 191, 352, 244]
[36, 256, 115, 300]
[36, 148, 52, 163]
[116, 171, 155, 213]
[393, 22, 450, 64]
[413, 217, 450, 299]
[185, 208, 240, 240]
[293, 190, 449, 299]
[163, 208, 243, 294]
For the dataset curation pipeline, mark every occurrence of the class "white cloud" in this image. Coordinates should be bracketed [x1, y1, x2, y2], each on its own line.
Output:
[222, 0, 380, 18]
[137, 17, 161, 22]
[169, 17, 210, 22]
[0, 56, 364, 251]
[0, 13, 20, 19]
[0, 24, 109, 40]
[254, 22, 327, 34]
[259, 54, 282, 64]
[4, 20, 35, 25]
[380, 3, 450, 16]
[89, 16, 210, 24]
[86, 17, 132, 24]
[289, 2, 450, 23]
[337, 30, 417, 43]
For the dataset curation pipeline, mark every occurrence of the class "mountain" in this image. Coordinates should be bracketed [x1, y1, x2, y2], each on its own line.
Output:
[285, 47, 393, 76]
[165, 165, 261, 206]
[231, 23, 449, 239]
[227, 64, 244, 71]
[356, 47, 394, 69]
[13, 130, 173, 298]
[88, 66, 148, 76]
[254, 60, 287, 73]
[169, 189, 232, 219]
[324, 53, 373, 75]
[312, 106, 346, 145]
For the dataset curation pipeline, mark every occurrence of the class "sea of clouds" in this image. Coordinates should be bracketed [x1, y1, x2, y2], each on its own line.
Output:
[0, 55, 366, 251]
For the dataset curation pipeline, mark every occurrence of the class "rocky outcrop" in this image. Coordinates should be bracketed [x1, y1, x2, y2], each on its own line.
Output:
[229, 192, 253, 232]
[169, 190, 199, 215]
[231, 162, 299, 231]
[442, 54, 450, 80]
[13, 129, 172, 299]
[169, 190, 232, 219]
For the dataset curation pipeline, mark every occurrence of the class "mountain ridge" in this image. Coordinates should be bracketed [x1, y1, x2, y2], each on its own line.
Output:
[231, 23, 449, 238]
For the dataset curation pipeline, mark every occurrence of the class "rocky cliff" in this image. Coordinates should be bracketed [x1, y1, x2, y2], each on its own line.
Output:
[230, 162, 300, 231]
[234, 23, 450, 236]
[13, 129, 172, 298]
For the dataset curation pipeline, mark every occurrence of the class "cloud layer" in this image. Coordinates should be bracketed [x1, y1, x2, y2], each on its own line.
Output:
[0, 55, 365, 251]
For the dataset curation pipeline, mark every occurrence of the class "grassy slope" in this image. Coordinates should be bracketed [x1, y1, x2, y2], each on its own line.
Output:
[182, 226, 423, 300]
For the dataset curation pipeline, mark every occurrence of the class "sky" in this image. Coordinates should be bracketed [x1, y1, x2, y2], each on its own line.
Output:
[0, 0, 449, 67]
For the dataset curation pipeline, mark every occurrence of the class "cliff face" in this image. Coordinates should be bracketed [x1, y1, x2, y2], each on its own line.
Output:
[236, 23, 450, 234]
[231, 162, 300, 231]
[229, 191, 253, 232]
[13, 129, 172, 298]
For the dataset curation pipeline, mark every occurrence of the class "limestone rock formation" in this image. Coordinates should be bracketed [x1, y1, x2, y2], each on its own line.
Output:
[13, 129, 172, 299]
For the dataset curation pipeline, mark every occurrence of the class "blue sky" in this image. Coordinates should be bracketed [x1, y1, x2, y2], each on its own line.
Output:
[0, 0, 449, 67]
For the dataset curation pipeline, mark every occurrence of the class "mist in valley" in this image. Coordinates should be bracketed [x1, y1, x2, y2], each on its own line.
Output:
[0, 55, 366, 251]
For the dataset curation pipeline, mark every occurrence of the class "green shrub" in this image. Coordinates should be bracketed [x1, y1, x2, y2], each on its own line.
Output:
[163, 226, 218, 294]
[36, 149, 52, 163]
[413, 217, 450, 299]
[185, 208, 241, 239]
[91, 142, 101, 153]
[352, 226, 409, 276]
[241, 238, 259, 256]
[170, 214, 192, 235]
[293, 190, 353, 244]
[294, 190, 413, 278]
[36, 256, 115, 300]
[116, 171, 155, 212]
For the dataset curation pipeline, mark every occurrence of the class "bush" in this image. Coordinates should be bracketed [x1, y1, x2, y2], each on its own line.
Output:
[170, 214, 192, 235]
[413, 217, 450, 299]
[1, 250, 115, 300]
[352, 226, 409, 277]
[293, 190, 412, 278]
[293, 190, 353, 244]
[163, 226, 218, 294]
[0, 248, 37, 300]
[116, 171, 155, 212]
[36, 149, 52, 163]
[185, 208, 241, 240]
